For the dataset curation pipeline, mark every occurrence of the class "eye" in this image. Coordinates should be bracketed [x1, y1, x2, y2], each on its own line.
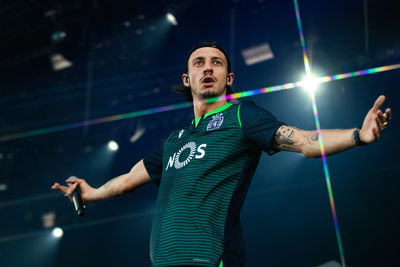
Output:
[213, 60, 222, 65]
[193, 61, 203, 66]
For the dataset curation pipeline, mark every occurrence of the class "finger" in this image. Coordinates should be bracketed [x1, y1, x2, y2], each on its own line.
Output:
[51, 183, 68, 193]
[372, 95, 385, 112]
[377, 110, 385, 123]
[65, 183, 78, 197]
[66, 177, 83, 184]
[375, 117, 383, 131]
[51, 182, 60, 189]
[385, 108, 392, 121]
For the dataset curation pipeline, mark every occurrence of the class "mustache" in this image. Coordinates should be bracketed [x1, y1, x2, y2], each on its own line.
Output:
[200, 75, 217, 82]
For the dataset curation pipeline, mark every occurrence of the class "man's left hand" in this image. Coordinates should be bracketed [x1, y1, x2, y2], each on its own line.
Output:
[360, 95, 392, 144]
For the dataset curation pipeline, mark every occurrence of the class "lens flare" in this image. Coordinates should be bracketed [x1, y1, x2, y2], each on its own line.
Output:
[301, 74, 320, 95]
[294, 0, 345, 265]
[0, 63, 399, 143]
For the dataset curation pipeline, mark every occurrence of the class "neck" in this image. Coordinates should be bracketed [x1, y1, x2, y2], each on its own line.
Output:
[193, 99, 228, 118]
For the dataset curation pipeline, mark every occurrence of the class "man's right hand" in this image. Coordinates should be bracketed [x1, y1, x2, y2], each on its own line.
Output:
[51, 177, 96, 203]
[51, 160, 152, 204]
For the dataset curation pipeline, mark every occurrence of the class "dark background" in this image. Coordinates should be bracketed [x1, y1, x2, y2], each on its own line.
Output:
[0, 0, 399, 266]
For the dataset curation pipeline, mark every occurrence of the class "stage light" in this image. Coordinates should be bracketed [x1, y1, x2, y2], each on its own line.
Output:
[241, 43, 274, 66]
[108, 140, 119, 151]
[301, 74, 320, 95]
[50, 53, 73, 71]
[0, 183, 7, 191]
[51, 31, 67, 43]
[42, 212, 55, 228]
[166, 13, 178, 26]
[130, 126, 146, 143]
[52, 227, 63, 238]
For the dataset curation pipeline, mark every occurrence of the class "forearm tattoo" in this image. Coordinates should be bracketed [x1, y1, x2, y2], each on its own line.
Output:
[272, 126, 301, 152]
[307, 133, 319, 145]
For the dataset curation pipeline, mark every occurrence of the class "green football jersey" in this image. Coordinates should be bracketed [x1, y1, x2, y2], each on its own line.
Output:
[144, 101, 284, 266]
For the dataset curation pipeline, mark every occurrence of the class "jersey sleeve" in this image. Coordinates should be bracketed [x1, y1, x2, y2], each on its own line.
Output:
[143, 149, 163, 186]
[239, 100, 285, 155]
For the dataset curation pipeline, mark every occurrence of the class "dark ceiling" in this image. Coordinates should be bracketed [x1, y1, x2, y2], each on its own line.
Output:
[1, 0, 399, 266]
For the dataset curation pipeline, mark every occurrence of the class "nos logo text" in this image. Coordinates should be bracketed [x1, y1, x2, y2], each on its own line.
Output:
[165, 142, 207, 170]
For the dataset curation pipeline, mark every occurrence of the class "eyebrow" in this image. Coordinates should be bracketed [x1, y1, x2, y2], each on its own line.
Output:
[191, 56, 226, 63]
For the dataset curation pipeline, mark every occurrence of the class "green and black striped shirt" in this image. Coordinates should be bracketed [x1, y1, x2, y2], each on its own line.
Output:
[144, 101, 284, 267]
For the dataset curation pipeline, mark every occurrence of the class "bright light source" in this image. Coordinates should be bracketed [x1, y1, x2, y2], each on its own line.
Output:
[0, 183, 7, 191]
[301, 74, 320, 95]
[108, 140, 119, 151]
[51, 31, 67, 42]
[50, 54, 73, 71]
[42, 212, 56, 228]
[166, 13, 178, 26]
[242, 43, 274, 66]
[52, 227, 63, 238]
[129, 126, 146, 143]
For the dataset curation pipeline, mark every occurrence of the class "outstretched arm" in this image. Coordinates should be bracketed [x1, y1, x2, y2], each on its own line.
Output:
[51, 159, 152, 203]
[271, 95, 392, 158]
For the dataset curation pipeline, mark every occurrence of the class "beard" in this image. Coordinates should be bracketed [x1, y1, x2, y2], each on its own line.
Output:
[194, 83, 227, 100]
[200, 90, 221, 99]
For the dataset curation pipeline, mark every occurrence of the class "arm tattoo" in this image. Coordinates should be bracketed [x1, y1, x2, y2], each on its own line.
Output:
[287, 128, 295, 138]
[272, 126, 301, 152]
[307, 133, 319, 145]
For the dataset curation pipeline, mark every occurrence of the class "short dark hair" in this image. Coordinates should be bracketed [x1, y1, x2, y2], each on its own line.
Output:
[173, 41, 234, 102]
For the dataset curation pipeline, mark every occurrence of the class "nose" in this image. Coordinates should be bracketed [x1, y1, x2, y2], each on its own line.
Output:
[203, 63, 213, 75]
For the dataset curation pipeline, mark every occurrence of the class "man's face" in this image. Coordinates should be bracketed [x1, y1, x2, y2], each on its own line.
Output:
[183, 47, 234, 101]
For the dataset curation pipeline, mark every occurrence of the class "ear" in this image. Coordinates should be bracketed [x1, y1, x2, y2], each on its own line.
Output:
[227, 73, 234, 86]
[182, 74, 190, 87]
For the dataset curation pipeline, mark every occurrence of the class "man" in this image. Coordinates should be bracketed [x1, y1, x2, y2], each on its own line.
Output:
[52, 41, 391, 267]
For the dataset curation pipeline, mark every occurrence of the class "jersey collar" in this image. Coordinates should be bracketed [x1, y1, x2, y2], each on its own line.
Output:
[192, 102, 232, 128]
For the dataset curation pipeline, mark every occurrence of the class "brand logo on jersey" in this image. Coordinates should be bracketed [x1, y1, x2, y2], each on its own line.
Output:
[207, 113, 224, 131]
[165, 142, 207, 171]
[178, 129, 184, 138]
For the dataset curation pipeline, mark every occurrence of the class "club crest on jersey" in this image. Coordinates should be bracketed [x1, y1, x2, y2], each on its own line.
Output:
[207, 113, 224, 131]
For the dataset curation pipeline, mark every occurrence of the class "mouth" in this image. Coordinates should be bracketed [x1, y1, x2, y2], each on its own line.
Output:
[201, 76, 215, 86]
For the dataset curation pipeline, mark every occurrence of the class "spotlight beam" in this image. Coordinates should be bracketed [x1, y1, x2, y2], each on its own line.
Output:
[0, 63, 399, 143]
[0, 229, 49, 243]
[294, 0, 345, 266]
